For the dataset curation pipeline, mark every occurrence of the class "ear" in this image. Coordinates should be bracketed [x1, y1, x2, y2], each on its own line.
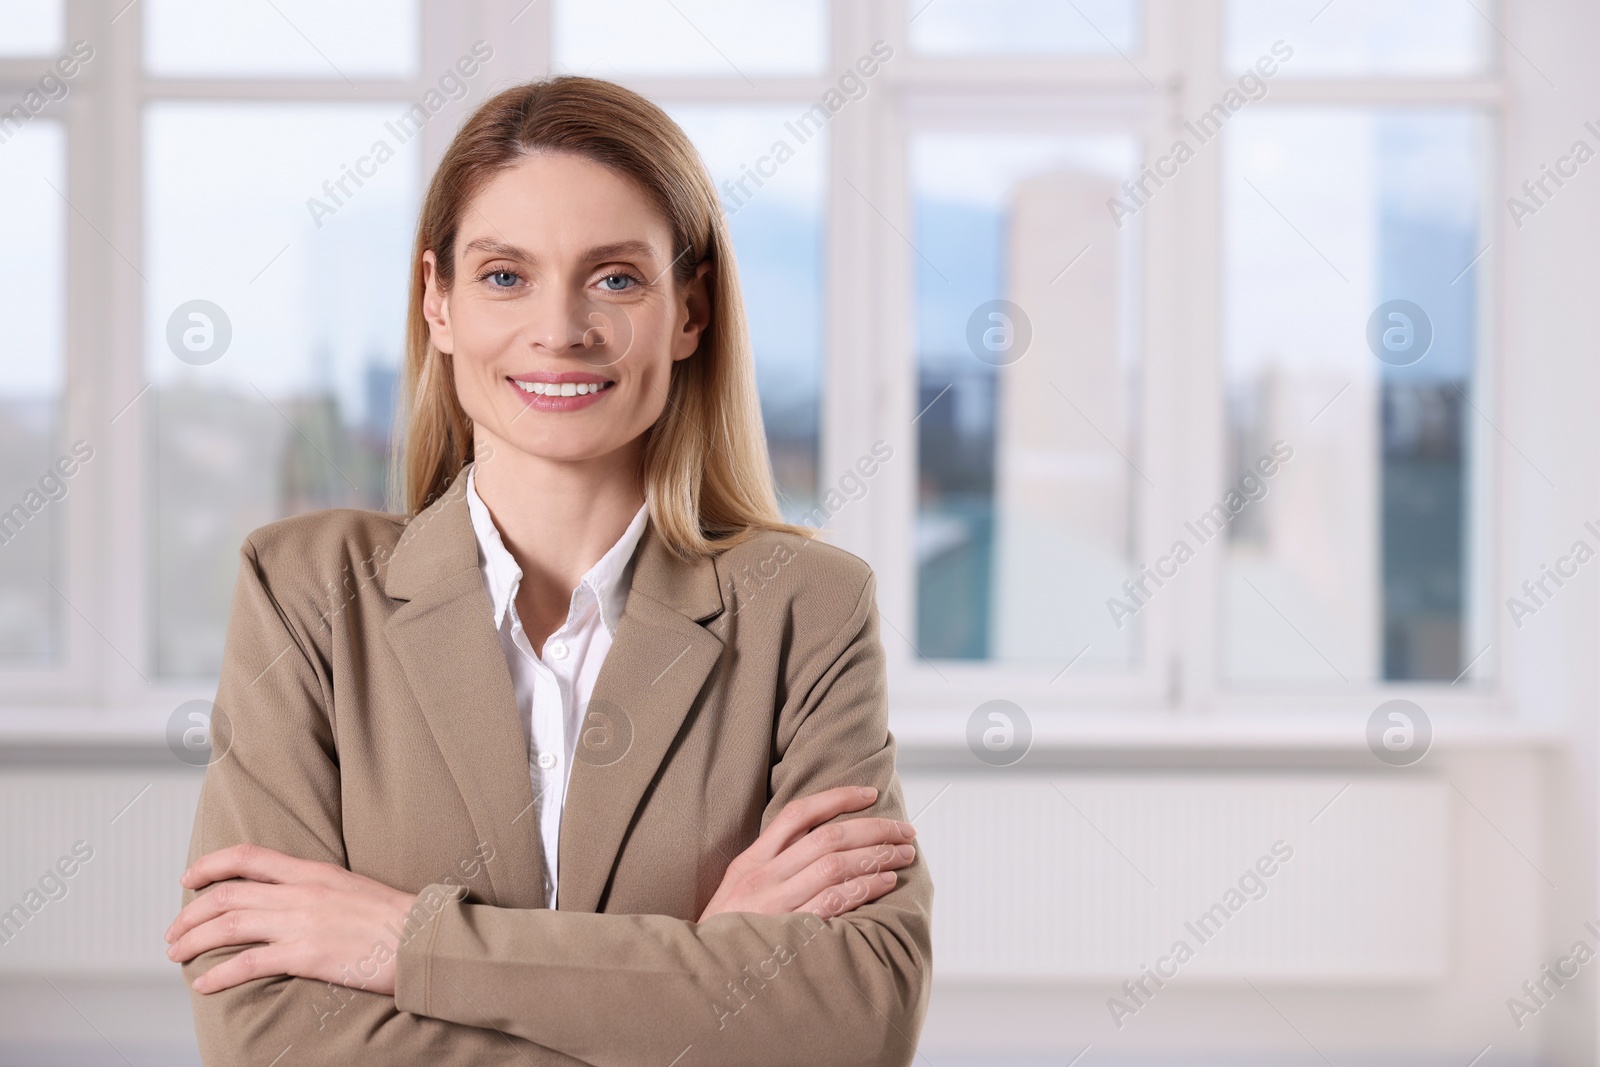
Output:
[421, 249, 454, 354]
[672, 258, 715, 363]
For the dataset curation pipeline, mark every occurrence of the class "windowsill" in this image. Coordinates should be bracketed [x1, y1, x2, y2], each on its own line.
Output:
[0, 707, 188, 761]
[887, 709, 1568, 764]
[0, 707, 1568, 769]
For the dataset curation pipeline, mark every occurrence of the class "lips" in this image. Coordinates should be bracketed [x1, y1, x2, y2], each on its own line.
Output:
[505, 374, 615, 410]
[507, 371, 614, 385]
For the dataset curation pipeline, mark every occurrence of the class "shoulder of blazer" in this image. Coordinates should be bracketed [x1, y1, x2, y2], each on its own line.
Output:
[235, 506, 410, 633]
[705, 527, 875, 633]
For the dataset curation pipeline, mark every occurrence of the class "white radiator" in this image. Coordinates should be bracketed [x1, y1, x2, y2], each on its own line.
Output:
[0, 770, 202, 974]
[0, 770, 1450, 984]
[901, 773, 1450, 982]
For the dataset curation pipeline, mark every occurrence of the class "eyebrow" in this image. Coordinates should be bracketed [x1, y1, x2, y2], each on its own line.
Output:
[458, 237, 660, 266]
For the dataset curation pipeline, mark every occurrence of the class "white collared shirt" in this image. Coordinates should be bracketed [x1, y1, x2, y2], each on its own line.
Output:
[464, 463, 649, 909]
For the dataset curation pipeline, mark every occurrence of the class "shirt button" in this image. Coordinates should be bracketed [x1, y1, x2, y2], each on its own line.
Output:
[548, 641, 568, 660]
[537, 751, 558, 770]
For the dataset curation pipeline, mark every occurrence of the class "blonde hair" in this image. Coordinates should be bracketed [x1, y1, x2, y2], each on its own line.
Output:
[392, 75, 814, 559]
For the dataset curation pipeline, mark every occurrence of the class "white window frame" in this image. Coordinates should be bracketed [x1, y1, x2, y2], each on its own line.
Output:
[0, 0, 1524, 745]
[862, 0, 1507, 737]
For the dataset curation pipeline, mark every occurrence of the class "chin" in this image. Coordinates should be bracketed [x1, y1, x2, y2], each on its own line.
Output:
[501, 436, 624, 465]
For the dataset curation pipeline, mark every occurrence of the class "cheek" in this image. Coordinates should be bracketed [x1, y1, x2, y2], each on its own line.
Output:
[586, 305, 667, 385]
[624, 372, 672, 426]
[450, 299, 524, 363]
[625, 305, 688, 374]
[446, 307, 523, 404]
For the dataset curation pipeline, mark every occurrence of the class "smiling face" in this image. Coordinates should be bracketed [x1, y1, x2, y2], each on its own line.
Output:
[421, 149, 712, 471]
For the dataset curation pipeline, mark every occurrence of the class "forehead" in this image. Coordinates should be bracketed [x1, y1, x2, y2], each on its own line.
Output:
[458, 150, 672, 257]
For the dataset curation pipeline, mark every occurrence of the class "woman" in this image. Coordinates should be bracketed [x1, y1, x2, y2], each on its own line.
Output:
[163, 76, 931, 1066]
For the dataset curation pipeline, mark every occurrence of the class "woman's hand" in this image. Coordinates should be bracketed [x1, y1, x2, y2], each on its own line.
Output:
[165, 845, 419, 996]
[698, 785, 917, 923]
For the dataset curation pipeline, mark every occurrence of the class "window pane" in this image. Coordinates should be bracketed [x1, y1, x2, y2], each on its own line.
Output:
[667, 105, 823, 520]
[1226, 0, 1490, 78]
[144, 0, 418, 78]
[0, 122, 65, 663]
[145, 104, 418, 677]
[910, 0, 1139, 57]
[554, 0, 827, 77]
[0, 0, 63, 55]
[1222, 108, 1487, 685]
[913, 133, 1141, 665]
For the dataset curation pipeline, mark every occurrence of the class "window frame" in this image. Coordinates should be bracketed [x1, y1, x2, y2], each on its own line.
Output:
[0, 0, 1514, 742]
[865, 0, 1506, 730]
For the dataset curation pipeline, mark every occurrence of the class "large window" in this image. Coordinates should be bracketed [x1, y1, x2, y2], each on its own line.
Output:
[912, 129, 1142, 668]
[0, 0, 1503, 724]
[894, 0, 1497, 708]
[0, 122, 66, 665]
[144, 102, 418, 676]
[1222, 108, 1490, 686]
[663, 105, 825, 522]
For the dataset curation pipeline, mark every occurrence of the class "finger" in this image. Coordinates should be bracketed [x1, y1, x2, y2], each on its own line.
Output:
[181, 844, 338, 892]
[778, 842, 915, 912]
[696, 788, 895, 919]
[766, 817, 916, 883]
[166, 879, 299, 943]
[190, 944, 298, 995]
[169, 910, 286, 964]
[747, 786, 881, 865]
[797, 869, 900, 921]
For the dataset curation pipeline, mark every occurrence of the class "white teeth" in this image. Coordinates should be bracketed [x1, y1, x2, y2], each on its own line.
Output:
[512, 379, 609, 396]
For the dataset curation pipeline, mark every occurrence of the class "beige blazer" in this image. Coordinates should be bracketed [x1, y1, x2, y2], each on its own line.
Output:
[181, 463, 933, 1066]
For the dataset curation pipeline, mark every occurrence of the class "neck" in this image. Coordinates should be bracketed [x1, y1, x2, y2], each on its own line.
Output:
[470, 431, 646, 619]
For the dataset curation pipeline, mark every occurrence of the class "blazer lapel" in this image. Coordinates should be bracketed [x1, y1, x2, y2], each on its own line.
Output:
[382, 462, 730, 915]
[555, 519, 725, 914]
[382, 464, 548, 908]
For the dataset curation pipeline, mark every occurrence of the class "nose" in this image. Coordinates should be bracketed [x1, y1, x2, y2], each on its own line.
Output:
[522, 283, 585, 356]
[521, 286, 633, 368]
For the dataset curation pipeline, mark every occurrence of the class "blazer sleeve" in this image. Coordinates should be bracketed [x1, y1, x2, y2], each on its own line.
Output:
[392, 568, 934, 1067]
[181, 537, 578, 1066]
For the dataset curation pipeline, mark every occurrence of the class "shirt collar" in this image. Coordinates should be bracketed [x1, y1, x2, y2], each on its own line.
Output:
[464, 463, 649, 638]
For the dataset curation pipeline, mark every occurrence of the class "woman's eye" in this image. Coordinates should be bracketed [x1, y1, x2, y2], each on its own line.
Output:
[599, 273, 638, 292]
[485, 270, 519, 287]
